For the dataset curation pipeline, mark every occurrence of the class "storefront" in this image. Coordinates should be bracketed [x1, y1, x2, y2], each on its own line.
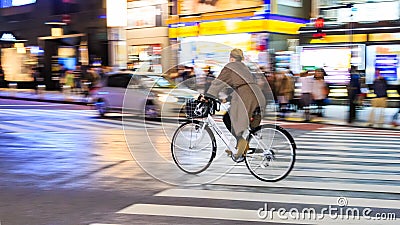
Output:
[299, 20, 400, 97]
[298, 0, 400, 98]
[125, 0, 169, 73]
[0, 32, 41, 88]
[168, 13, 307, 73]
[38, 33, 86, 90]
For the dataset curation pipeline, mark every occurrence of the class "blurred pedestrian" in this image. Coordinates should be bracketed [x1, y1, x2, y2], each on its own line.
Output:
[275, 71, 294, 119]
[65, 70, 75, 89]
[347, 66, 361, 123]
[266, 71, 277, 102]
[204, 66, 215, 94]
[72, 64, 83, 93]
[368, 70, 388, 127]
[391, 86, 400, 127]
[299, 71, 314, 121]
[312, 68, 329, 117]
[0, 64, 4, 88]
[32, 67, 40, 94]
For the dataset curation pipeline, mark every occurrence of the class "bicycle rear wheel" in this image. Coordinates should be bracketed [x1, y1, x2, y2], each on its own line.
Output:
[245, 124, 296, 182]
[171, 120, 216, 174]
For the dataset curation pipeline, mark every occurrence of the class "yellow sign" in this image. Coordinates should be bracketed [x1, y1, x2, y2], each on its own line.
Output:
[267, 20, 305, 35]
[179, 0, 263, 15]
[169, 18, 304, 38]
[310, 34, 367, 44]
[369, 33, 400, 42]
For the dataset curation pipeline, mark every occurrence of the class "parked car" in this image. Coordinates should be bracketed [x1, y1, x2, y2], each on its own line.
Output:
[93, 71, 198, 117]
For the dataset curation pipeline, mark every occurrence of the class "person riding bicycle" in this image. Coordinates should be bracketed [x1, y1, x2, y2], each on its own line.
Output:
[204, 48, 266, 160]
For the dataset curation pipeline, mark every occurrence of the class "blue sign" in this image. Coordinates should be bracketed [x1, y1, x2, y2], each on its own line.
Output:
[264, 0, 271, 13]
[375, 54, 398, 81]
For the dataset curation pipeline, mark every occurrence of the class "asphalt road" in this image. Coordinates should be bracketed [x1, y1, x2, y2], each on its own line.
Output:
[0, 99, 399, 225]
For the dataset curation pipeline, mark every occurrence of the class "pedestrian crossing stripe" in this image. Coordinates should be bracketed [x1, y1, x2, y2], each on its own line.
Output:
[0, 118, 169, 134]
[312, 130, 400, 136]
[298, 141, 400, 148]
[186, 176, 400, 194]
[117, 204, 398, 224]
[283, 170, 400, 182]
[39, 119, 112, 131]
[296, 137, 400, 144]
[0, 109, 96, 117]
[300, 145, 400, 153]
[299, 148, 400, 157]
[295, 155, 400, 164]
[0, 122, 32, 133]
[300, 134, 399, 141]
[319, 126, 400, 133]
[4, 120, 72, 132]
[155, 189, 400, 209]
[117, 204, 305, 224]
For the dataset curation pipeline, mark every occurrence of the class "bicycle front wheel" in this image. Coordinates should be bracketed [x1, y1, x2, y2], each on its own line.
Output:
[171, 120, 216, 174]
[245, 124, 296, 182]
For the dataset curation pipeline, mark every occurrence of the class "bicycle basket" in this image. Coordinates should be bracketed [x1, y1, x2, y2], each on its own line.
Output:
[185, 99, 210, 118]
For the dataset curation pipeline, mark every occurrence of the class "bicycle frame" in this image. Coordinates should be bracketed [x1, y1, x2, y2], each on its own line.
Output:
[203, 114, 238, 155]
[202, 114, 275, 157]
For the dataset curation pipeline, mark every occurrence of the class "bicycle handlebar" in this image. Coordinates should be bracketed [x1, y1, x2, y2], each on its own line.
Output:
[198, 95, 221, 113]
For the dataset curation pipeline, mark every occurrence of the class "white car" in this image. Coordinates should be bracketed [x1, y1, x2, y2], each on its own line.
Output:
[93, 71, 198, 118]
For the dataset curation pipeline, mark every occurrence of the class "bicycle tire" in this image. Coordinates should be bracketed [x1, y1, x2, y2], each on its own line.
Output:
[245, 124, 296, 182]
[171, 120, 216, 174]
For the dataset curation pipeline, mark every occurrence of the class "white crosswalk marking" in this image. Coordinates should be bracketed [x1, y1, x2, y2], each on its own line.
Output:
[115, 125, 400, 224]
[0, 108, 164, 133]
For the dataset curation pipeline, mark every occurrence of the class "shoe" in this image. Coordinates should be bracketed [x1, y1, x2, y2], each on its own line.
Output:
[367, 123, 373, 127]
[225, 149, 245, 162]
[391, 121, 398, 127]
[225, 149, 233, 157]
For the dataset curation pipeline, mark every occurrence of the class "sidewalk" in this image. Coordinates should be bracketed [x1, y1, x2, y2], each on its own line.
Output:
[0, 88, 90, 105]
[1, 88, 399, 130]
[279, 105, 400, 130]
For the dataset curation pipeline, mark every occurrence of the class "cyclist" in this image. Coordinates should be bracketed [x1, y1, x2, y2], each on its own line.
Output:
[204, 48, 266, 160]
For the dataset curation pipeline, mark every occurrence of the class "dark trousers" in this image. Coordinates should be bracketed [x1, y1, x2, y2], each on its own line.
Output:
[314, 99, 325, 116]
[348, 98, 357, 123]
[393, 101, 400, 121]
[223, 112, 237, 140]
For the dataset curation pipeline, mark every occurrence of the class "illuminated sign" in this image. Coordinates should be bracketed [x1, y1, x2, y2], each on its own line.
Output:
[278, 0, 302, 8]
[337, 1, 399, 22]
[179, 0, 263, 14]
[12, 0, 36, 6]
[127, 6, 156, 28]
[366, 45, 400, 85]
[106, 0, 127, 27]
[0, 33, 17, 41]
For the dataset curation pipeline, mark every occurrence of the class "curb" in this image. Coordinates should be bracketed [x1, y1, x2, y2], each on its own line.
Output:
[0, 95, 89, 106]
[282, 119, 400, 131]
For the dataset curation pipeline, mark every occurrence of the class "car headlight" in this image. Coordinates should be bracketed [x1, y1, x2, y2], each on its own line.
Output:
[157, 94, 178, 103]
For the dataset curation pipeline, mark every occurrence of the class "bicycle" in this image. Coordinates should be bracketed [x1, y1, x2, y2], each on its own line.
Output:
[171, 96, 296, 182]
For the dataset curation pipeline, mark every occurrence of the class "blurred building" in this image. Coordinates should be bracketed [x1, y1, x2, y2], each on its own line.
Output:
[298, 0, 400, 98]
[166, 0, 310, 72]
[0, 0, 107, 89]
[125, 0, 170, 73]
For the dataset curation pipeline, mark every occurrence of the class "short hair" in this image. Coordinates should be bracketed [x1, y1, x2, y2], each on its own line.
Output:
[230, 48, 244, 61]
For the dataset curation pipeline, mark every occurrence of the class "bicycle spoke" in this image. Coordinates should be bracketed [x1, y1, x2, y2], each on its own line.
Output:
[245, 125, 296, 182]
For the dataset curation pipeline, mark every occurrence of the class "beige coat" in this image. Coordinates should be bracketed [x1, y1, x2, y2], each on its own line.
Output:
[207, 61, 266, 137]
